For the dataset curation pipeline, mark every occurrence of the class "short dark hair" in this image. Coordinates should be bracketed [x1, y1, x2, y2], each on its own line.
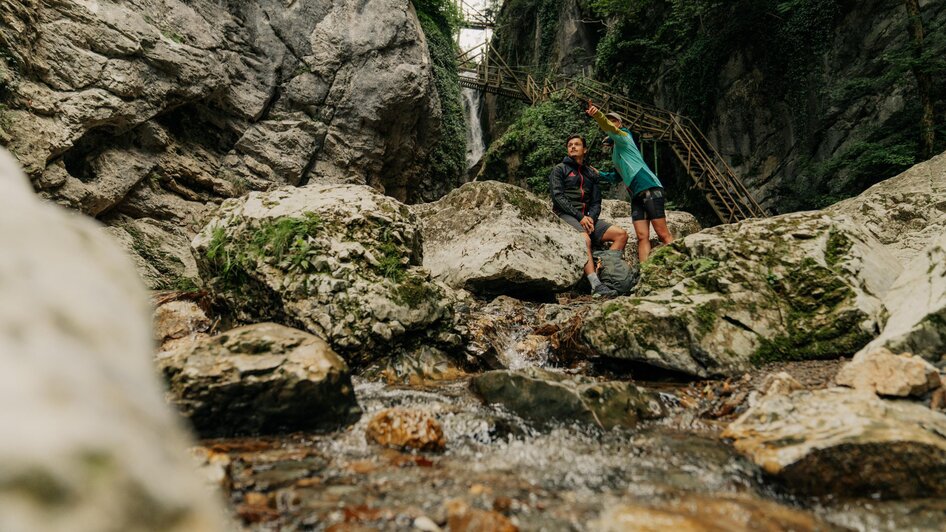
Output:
[565, 134, 586, 148]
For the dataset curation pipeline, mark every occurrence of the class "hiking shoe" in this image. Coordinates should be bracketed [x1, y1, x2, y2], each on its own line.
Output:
[592, 283, 619, 298]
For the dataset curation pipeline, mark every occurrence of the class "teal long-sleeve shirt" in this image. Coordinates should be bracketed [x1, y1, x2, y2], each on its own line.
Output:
[591, 110, 662, 196]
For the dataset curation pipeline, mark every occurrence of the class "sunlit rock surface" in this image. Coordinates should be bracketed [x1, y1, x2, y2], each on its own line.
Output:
[472, 367, 666, 429]
[2, 0, 444, 288]
[157, 323, 361, 437]
[192, 184, 457, 365]
[414, 181, 587, 296]
[0, 149, 227, 530]
[582, 212, 901, 377]
[723, 388, 946, 498]
[855, 231, 946, 366]
[827, 150, 946, 262]
[835, 347, 941, 397]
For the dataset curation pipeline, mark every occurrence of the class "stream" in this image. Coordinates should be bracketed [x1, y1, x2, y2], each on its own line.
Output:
[197, 329, 946, 530]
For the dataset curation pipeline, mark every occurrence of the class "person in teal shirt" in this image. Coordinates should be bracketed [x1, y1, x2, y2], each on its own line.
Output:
[586, 101, 674, 262]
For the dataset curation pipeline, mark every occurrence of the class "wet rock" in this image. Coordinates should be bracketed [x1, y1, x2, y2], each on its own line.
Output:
[153, 299, 212, 349]
[593, 493, 837, 532]
[835, 347, 941, 397]
[361, 346, 467, 385]
[157, 323, 361, 437]
[0, 149, 226, 529]
[855, 232, 946, 366]
[445, 500, 517, 532]
[471, 368, 665, 429]
[723, 388, 946, 498]
[599, 200, 702, 265]
[365, 408, 446, 452]
[192, 184, 456, 365]
[414, 181, 586, 296]
[826, 150, 946, 261]
[582, 212, 901, 377]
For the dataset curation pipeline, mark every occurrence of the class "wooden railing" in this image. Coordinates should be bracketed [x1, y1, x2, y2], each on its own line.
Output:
[457, 44, 768, 223]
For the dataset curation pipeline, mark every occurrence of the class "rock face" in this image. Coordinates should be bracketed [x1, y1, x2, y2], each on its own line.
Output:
[0, 149, 226, 530]
[835, 348, 941, 398]
[826, 151, 946, 262]
[153, 298, 212, 350]
[1, 0, 445, 288]
[599, 200, 702, 264]
[157, 323, 361, 437]
[365, 408, 446, 452]
[723, 388, 946, 498]
[472, 368, 665, 429]
[415, 181, 587, 296]
[192, 184, 456, 365]
[582, 212, 901, 377]
[855, 231, 946, 365]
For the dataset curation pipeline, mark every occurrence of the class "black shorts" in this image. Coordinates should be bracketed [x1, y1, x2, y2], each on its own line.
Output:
[558, 214, 613, 246]
[631, 187, 666, 221]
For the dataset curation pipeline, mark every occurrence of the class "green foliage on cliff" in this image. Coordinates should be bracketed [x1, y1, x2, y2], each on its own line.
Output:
[479, 94, 610, 194]
[414, 0, 466, 201]
[494, 0, 563, 74]
[592, 0, 840, 126]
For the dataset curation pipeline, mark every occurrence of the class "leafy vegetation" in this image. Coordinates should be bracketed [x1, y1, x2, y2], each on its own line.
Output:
[413, 0, 466, 200]
[479, 93, 610, 194]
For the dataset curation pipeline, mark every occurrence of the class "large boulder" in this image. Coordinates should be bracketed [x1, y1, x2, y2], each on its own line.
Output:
[582, 212, 901, 377]
[826, 150, 946, 262]
[156, 323, 361, 437]
[2, 0, 447, 288]
[855, 232, 946, 366]
[192, 184, 456, 365]
[472, 367, 665, 429]
[722, 388, 946, 498]
[0, 150, 226, 530]
[414, 181, 587, 296]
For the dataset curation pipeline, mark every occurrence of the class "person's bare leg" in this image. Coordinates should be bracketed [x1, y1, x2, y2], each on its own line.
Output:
[652, 218, 674, 245]
[634, 220, 652, 262]
[602, 225, 628, 251]
[582, 232, 595, 274]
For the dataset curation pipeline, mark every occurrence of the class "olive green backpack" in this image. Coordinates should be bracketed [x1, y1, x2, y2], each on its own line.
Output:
[593, 250, 639, 295]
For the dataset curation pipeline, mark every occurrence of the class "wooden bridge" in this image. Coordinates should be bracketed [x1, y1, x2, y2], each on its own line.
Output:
[457, 0, 494, 30]
[457, 44, 768, 224]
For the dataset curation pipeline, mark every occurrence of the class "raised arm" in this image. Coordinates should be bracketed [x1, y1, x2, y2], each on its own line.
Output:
[585, 101, 629, 138]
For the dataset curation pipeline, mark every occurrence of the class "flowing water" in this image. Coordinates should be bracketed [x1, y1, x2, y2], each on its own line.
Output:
[199, 309, 946, 531]
[463, 88, 485, 170]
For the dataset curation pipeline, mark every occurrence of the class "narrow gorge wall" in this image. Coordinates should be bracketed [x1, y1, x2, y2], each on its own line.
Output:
[0, 0, 462, 288]
[484, 0, 946, 214]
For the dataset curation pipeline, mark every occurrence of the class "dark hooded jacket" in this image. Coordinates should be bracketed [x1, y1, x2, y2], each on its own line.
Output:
[548, 156, 602, 221]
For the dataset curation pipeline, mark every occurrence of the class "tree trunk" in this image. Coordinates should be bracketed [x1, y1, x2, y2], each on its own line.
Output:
[903, 0, 935, 159]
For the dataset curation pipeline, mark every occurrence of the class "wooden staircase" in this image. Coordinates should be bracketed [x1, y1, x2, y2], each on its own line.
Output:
[457, 45, 768, 224]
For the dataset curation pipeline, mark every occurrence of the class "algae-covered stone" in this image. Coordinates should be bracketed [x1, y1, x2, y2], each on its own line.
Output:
[472, 367, 665, 429]
[414, 181, 586, 296]
[722, 388, 946, 498]
[582, 212, 901, 377]
[192, 184, 456, 365]
[157, 323, 361, 437]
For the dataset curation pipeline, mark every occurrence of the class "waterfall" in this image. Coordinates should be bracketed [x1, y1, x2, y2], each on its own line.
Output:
[462, 88, 485, 170]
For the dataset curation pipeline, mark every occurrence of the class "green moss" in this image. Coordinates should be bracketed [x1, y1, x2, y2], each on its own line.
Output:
[693, 304, 717, 336]
[824, 229, 853, 268]
[394, 272, 440, 307]
[751, 258, 869, 363]
[506, 187, 549, 220]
